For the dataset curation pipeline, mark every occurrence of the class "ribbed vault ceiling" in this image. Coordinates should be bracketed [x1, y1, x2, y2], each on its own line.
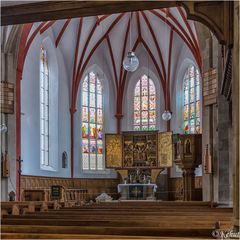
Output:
[24, 7, 201, 112]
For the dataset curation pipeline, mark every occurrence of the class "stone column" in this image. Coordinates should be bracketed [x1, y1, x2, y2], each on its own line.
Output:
[1, 52, 17, 201]
[196, 26, 219, 202]
[217, 95, 230, 204]
[0, 26, 20, 202]
[115, 114, 123, 134]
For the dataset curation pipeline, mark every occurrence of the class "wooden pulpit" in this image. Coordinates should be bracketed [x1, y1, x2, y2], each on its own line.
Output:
[174, 134, 202, 201]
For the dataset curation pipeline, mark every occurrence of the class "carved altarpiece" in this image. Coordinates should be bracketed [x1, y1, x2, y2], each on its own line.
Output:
[105, 131, 173, 183]
[105, 134, 122, 168]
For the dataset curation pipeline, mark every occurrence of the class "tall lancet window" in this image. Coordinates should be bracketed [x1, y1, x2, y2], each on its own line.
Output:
[183, 65, 201, 134]
[81, 72, 104, 170]
[40, 46, 49, 166]
[134, 75, 156, 131]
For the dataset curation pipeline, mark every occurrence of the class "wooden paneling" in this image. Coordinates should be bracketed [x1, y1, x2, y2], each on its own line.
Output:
[169, 176, 202, 201]
[24, 190, 45, 201]
[1, 1, 177, 26]
[0, 81, 14, 114]
[21, 176, 120, 201]
[203, 68, 217, 106]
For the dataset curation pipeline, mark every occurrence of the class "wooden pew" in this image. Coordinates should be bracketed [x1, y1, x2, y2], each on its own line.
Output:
[1, 200, 63, 216]
[1, 201, 233, 239]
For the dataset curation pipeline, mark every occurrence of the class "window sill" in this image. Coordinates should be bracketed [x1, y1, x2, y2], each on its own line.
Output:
[82, 169, 109, 174]
[40, 165, 56, 172]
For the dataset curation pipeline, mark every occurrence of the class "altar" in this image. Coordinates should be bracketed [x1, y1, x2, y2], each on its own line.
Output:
[118, 184, 157, 200]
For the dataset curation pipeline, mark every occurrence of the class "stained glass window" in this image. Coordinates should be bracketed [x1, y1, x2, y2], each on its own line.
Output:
[81, 72, 103, 170]
[134, 75, 156, 130]
[183, 65, 201, 134]
[40, 46, 49, 166]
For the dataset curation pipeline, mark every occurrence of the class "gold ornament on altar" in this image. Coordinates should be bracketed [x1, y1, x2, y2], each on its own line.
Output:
[105, 134, 122, 168]
[123, 133, 157, 168]
[158, 131, 173, 167]
[105, 131, 174, 170]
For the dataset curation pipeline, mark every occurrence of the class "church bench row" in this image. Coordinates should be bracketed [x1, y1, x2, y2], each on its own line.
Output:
[1, 218, 232, 233]
[1, 218, 232, 228]
[2, 215, 232, 223]
[59, 206, 229, 211]
[24, 210, 232, 217]
[59, 201, 219, 209]
[5, 210, 232, 218]
[3, 215, 232, 224]
[1, 202, 233, 238]
[3, 217, 231, 227]
[1, 233, 207, 239]
[47, 207, 233, 213]
[83, 201, 214, 206]
[1, 201, 63, 216]
[21, 212, 232, 219]
[1, 225, 221, 237]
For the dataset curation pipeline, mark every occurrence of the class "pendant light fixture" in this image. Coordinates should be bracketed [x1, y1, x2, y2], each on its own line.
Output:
[162, 10, 172, 121]
[162, 110, 172, 121]
[123, 12, 139, 72]
[0, 123, 7, 133]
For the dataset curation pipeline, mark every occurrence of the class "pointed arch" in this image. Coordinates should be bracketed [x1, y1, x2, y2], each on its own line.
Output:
[81, 71, 104, 170]
[39, 45, 50, 166]
[133, 74, 156, 131]
[183, 65, 201, 134]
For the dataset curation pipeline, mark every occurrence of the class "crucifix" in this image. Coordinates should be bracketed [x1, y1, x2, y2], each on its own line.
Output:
[131, 186, 142, 198]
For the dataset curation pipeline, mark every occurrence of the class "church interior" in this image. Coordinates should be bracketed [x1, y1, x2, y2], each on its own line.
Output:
[1, 1, 240, 239]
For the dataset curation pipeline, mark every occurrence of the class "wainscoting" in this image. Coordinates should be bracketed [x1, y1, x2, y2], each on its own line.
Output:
[169, 176, 202, 201]
[20, 175, 202, 201]
[21, 175, 120, 201]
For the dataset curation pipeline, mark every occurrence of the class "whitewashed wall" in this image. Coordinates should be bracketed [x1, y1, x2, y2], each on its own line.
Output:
[21, 27, 71, 177]
[20, 21, 201, 179]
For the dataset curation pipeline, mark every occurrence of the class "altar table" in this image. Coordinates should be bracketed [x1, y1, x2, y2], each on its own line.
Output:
[117, 184, 157, 200]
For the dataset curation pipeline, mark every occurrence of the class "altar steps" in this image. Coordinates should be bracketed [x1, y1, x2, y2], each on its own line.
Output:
[1, 202, 233, 239]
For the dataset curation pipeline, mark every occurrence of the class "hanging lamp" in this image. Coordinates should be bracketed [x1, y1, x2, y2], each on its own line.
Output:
[162, 11, 172, 121]
[0, 123, 7, 133]
[123, 12, 139, 72]
[162, 110, 172, 121]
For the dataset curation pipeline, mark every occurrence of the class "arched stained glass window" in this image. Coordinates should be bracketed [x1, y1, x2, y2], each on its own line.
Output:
[81, 72, 104, 170]
[134, 75, 156, 131]
[183, 65, 201, 134]
[40, 46, 49, 166]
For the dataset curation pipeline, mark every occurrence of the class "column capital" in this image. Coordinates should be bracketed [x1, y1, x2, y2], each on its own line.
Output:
[70, 108, 77, 114]
[115, 114, 123, 119]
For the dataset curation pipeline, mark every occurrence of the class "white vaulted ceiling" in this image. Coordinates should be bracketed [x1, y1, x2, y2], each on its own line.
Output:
[21, 7, 202, 111]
